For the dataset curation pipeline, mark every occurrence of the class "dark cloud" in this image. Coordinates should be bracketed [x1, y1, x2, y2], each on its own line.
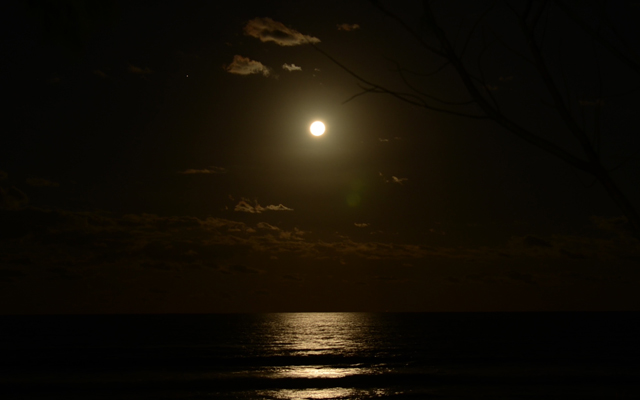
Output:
[26, 177, 59, 187]
[277, 228, 305, 240]
[315, 239, 430, 261]
[3, 204, 638, 292]
[458, 271, 540, 286]
[178, 166, 227, 174]
[0, 269, 27, 279]
[559, 249, 588, 260]
[337, 23, 360, 31]
[228, 264, 261, 274]
[92, 69, 108, 79]
[0, 186, 29, 210]
[128, 64, 152, 75]
[282, 274, 302, 281]
[504, 271, 538, 285]
[244, 17, 320, 46]
[579, 99, 605, 107]
[139, 261, 175, 271]
[499, 231, 640, 263]
[523, 236, 552, 248]
[590, 215, 634, 238]
[224, 55, 271, 77]
[375, 275, 407, 283]
[46, 267, 81, 280]
[0, 256, 32, 266]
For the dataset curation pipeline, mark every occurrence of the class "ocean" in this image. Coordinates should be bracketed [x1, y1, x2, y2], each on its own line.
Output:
[1, 312, 639, 399]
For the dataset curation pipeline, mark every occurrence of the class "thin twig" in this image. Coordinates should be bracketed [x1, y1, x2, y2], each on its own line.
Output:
[388, 59, 451, 78]
[609, 148, 640, 173]
[459, 2, 497, 59]
[310, 44, 487, 119]
[516, 4, 599, 163]
[374, 2, 446, 57]
[417, 0, 594, 173]
[554, 0, 640, 76]
[487, 28, 536, 67]
[593, 38, 603, 156]
[385, 58, 475, 106]
[478, 27, 501, 111]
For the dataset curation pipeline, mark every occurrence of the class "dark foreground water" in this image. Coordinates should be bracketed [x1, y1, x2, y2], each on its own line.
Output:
[1, 312, 639, 399]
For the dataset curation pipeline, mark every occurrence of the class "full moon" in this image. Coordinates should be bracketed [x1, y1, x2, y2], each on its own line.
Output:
[310, 121, 325, 136]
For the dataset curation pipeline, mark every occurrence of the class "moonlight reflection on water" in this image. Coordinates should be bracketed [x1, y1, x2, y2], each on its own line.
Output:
[254, 313, 390, 399]
[266, 313, 374, 356]
[257, 387, 396, 399]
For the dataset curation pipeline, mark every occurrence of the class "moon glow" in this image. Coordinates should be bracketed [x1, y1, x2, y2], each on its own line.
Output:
[310, 121, 325, 136]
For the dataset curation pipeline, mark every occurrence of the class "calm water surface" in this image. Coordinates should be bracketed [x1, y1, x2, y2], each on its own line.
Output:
[1, 312, 639, 399]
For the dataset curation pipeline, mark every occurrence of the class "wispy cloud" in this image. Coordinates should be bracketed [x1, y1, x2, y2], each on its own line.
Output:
[234, 200, 293, 213]
[92, 69, 108, 79]
[0, 186, 29, 210]
[337, 23, 360, 31]
[225, 55, 271, 77]
[264, 204, 293, 211]
[282, 274, 303, 281]
[179, 166, 226, 174]
[227, 264, 262, 274]
[26, 177, 59, 187]
[379, 172, 408, 185]
[244, 17, 320, 46]
[235, 200, 258, 213]
[354, 223, 370, 228]
[128, 64, 152, 75]
[257, 222, 279, 231]
[3, 204, 638, 291]
[282, 63, 302, 72]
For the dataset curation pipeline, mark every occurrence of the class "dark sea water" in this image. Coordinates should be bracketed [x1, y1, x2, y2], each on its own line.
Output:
[1, 312, 639, 399]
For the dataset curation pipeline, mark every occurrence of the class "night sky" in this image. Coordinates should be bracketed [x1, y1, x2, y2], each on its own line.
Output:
[2, 0, 640, 314]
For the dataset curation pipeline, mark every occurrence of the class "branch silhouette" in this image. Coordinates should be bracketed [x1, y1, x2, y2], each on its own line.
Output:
[318, 0, 640, 237]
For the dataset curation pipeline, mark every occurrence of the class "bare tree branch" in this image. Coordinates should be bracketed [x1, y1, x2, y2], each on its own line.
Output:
[477, 27, 501, 111]
[414, 1, 595, 173]
[395, 61, 451, 78]
[373, 2, 446, 57]
[515, 5, 600, 164]
[610, 149, 640, 173]
[385, 57, 475, 106]
[487, 28, 537, 67]
[554, 0, 640, 76]
[458, 1, 497, 58]
[527, 0, 548, 31]
[317, 0, 640, 235]
[311, 44, 487, 119]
